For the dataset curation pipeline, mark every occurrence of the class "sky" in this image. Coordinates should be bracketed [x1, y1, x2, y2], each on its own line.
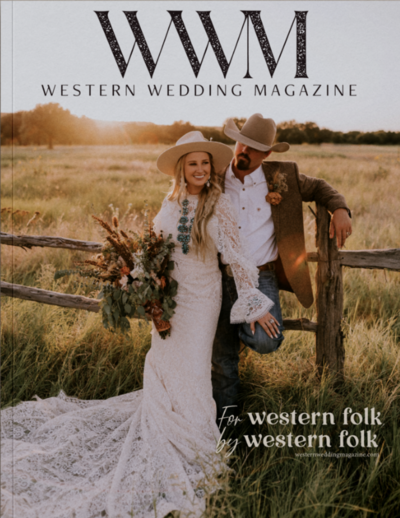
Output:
[1, 1, 400, 131]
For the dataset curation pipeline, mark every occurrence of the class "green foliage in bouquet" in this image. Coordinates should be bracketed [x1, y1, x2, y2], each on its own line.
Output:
[100, 273, 177, 338]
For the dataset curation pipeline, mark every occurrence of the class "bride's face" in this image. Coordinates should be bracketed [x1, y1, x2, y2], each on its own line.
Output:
[183, 152, 211, 193]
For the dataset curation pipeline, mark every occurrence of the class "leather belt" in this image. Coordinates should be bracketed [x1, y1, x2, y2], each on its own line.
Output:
[223, 260, 276, 277]
[258, 260, 276, 272]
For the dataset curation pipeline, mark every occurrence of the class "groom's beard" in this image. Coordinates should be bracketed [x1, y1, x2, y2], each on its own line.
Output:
[235, 153, 251, 170]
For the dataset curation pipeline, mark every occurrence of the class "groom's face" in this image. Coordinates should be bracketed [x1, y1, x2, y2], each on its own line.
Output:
[233, 142, 271, 171]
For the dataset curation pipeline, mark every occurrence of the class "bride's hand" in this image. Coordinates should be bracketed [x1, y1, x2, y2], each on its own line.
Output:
[250, 312, 280, 338]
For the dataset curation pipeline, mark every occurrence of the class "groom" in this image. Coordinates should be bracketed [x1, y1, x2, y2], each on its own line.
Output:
[212, 114, 352, 423]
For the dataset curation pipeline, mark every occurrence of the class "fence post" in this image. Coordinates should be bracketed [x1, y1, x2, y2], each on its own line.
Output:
[315, 203, 345, 377]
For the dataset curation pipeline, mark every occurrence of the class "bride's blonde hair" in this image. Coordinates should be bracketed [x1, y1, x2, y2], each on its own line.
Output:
[167, 152, 222, 259]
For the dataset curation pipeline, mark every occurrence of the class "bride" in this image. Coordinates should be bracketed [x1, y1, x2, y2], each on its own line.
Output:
[1, 132, 277, 518]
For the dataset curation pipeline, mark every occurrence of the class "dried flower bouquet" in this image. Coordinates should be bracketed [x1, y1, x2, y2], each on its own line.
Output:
[56, 212, 177, 339]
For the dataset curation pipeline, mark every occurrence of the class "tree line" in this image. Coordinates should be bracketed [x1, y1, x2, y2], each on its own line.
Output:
[1, 103, 399, 149]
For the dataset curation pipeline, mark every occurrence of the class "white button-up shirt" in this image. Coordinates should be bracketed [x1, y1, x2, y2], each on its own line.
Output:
[223, 162, 278, 267]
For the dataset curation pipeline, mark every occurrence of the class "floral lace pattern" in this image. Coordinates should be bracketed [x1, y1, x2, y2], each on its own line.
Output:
[212, 193, 275, 324]
[1, 192, 272, 518]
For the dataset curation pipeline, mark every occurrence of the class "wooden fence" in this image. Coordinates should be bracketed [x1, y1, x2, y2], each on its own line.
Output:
[1, 203, 399, 376]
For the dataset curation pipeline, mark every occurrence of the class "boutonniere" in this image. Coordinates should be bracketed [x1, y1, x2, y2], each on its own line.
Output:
[265, 168, 288, 206]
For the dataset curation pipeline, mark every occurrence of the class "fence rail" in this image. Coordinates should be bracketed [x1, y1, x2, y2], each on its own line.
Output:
[338, 249, 400, 270]
[0, 281, 100, 313]
[2, 232, 399, 271]
[2, 208, 399, 376]
[0, 281, 318, 332]
[0, 232, 102, 252]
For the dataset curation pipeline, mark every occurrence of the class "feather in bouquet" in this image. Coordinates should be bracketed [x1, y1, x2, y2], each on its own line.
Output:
[57, 212, 177, 339]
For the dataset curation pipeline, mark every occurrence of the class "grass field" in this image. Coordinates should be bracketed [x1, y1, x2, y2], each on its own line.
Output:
[1, 144, 400, 516]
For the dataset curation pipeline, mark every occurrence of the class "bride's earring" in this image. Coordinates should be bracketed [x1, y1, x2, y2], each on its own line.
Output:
[206, 179, 210, 188]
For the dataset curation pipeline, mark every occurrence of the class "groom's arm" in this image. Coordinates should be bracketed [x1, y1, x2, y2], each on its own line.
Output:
[293, 162, 352, 248]
[294, 163, 350, 215]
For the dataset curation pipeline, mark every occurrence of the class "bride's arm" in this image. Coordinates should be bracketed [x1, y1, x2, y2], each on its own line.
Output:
[152, 197, 169, 234]
[214, 194, 275, 326]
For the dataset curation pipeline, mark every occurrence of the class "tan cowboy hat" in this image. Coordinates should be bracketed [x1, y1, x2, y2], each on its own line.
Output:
[224, 113, 290, 153]
[157, 131, 233, 176]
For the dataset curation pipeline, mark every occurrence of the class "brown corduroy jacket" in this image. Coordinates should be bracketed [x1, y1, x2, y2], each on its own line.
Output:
[220, 161, 350, 308]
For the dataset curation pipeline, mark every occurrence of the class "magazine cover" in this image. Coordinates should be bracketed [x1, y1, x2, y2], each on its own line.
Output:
[1, 1, 400, 516]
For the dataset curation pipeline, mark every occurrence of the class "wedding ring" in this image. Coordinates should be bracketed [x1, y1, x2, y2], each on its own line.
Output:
[346, 232, 350, 236]
[269, 318, 275, 324]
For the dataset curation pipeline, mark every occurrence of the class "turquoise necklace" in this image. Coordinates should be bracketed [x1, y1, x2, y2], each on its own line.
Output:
[177, 198, 196, 255]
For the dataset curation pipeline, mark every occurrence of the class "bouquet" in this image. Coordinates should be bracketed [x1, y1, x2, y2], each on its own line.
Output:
[57, 213, 178, 339]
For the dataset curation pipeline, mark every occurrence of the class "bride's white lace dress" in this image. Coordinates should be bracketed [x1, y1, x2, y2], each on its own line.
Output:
[0, 193, 273, 518]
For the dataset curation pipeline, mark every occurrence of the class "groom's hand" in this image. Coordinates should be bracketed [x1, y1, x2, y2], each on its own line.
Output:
[330, 208, 352, 248]
[250, 312, 280, 339]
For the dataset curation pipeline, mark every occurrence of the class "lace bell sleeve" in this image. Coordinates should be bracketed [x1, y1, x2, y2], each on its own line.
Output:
[215, 194, 275, 324]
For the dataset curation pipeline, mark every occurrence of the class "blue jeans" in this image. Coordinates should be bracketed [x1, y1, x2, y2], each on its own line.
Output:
[211, 269, 285, 421]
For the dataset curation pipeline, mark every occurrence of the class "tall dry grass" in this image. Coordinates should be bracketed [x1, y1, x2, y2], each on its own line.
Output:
[1, 144, 400, 516]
